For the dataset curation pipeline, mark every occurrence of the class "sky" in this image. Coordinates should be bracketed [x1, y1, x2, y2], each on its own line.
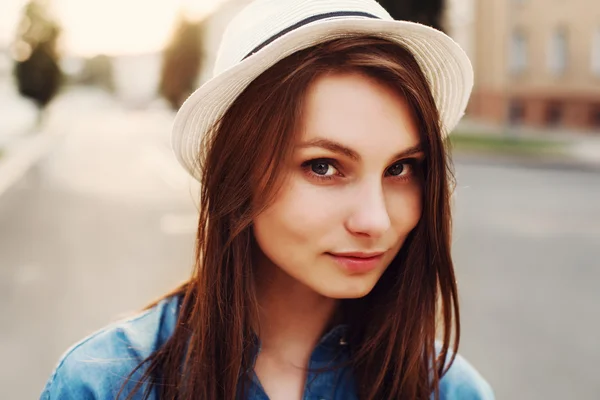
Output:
[0, 0, 228, 57]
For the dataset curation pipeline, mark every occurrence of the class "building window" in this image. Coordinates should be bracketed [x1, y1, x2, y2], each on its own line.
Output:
[508, 99, 525, 125]
[548, 28, 568, 75]
[510, 30, 528, 74]
[545, 102, 563, 126]
[592, 105, 600, 128]
[592, 28, 600, 76]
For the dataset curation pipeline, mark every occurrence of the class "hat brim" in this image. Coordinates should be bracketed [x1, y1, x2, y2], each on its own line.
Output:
[172, 18, 473, 181]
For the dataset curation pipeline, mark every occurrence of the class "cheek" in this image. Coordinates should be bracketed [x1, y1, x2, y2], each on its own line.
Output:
[252, 177, 342, 263]
[388, 184, 423, 236]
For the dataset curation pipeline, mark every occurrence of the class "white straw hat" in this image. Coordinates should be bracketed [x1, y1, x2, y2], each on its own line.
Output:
[172, 0, 474, 180]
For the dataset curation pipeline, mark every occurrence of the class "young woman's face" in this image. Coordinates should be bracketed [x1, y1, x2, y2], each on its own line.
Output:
[253, 71, 424, 299]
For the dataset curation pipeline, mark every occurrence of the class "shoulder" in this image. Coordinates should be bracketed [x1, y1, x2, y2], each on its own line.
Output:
[437, 344, 495, 400]
[40, 295, 181, 400]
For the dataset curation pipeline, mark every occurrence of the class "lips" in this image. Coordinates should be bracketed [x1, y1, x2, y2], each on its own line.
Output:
[330, 251, 385, 258]
[326, 251, 384, 274]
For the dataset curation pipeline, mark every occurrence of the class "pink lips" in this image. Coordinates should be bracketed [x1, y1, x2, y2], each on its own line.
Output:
[327, 251, 384, 274]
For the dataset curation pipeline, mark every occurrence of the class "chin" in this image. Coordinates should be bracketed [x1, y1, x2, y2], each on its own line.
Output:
[317, 281, 377, 299]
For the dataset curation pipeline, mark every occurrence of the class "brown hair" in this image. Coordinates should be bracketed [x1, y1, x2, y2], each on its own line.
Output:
[120, 36, 459, 400]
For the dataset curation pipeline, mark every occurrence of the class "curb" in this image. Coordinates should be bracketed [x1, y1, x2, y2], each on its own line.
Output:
[453, 150, 600, 173]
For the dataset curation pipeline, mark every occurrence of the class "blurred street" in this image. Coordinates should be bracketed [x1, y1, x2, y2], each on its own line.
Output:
[452, 160, 600, 399]
[0, 90, 599, 399]
[0, 89, 199, 399]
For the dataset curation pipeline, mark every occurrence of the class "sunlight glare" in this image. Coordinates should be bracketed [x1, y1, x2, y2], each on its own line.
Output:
[54, 0, 226, 56]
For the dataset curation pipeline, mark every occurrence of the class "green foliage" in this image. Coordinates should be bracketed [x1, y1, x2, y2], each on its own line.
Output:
[13, 0, 62, 110]
[376, 0, 445, 31]
[159, 16, 203, 110]
[449, 132, 565, 156]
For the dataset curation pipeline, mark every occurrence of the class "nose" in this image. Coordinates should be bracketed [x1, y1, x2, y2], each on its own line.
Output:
[344, 181, 391, 238]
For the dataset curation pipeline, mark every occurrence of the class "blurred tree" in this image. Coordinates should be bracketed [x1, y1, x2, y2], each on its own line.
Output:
[159, 16, 203, 110]
[376, 0, 445, 31]
[79, 55, 115, 93]
[12, 0, 62, 124]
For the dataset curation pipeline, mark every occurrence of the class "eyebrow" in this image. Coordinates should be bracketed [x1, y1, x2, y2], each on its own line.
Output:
[296, 138, 424, 161]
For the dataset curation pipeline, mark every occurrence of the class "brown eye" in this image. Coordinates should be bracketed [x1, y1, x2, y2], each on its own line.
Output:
[305, 159, 338, 177]
[387, 162, 406, 176]
[301, 158, 341, 181]
[312, 161, 331, 175]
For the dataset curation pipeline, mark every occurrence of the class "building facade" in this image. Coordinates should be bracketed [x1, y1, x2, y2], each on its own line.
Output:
[465, 0, 600, 130]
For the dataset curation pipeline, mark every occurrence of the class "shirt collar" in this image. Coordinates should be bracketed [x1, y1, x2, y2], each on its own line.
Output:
[316, 324, 349, 348]
[246, 323, 350, 371]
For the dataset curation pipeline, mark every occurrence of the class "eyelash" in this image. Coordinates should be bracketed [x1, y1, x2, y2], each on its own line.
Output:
[301, 158, 421, 183]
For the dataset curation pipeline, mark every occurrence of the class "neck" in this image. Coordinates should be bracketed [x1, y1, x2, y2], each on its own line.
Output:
[254, 254, 339, 365]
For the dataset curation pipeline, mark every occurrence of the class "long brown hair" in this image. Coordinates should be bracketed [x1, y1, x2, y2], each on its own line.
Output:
[120, 36, 459, 400]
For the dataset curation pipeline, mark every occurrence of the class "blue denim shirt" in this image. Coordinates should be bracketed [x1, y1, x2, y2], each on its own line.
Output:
[41, 296, 494, 399]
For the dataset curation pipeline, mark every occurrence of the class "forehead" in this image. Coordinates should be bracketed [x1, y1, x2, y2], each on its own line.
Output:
[298, 71, 420, 153]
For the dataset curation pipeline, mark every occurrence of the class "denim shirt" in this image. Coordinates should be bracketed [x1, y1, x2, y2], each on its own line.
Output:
[41, 296, 494, 399]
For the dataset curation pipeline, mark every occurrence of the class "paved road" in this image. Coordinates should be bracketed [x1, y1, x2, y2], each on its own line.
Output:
[0, 91, 200, 400]
[452, 160, 600, 400]
[0, 97, 598, 399]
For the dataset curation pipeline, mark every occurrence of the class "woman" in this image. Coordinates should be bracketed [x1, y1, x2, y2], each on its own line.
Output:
[42, 0, 493, 399]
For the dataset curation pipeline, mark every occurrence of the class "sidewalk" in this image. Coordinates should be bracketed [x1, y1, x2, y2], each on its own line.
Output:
[0, 78, 60, 195]
[0, 87, 198, 201]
